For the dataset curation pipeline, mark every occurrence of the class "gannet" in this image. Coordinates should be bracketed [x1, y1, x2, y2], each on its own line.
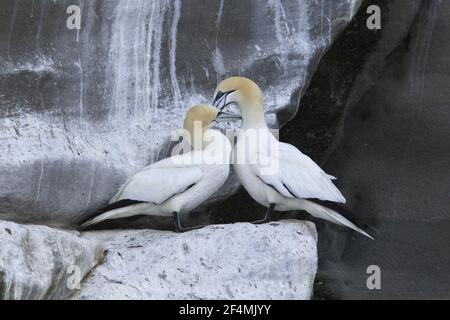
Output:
[212, 77, 373, 239]
[80, 105, 232, 232]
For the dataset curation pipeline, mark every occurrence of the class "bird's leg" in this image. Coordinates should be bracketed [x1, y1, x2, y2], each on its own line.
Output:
[252, 203, 275, 224]
[172, 212, 209, 233]
[172, 212, 183, 233]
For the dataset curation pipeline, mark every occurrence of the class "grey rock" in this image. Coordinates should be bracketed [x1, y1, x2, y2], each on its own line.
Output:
[0, 220, 104, 300]
[0, 0, 361, 225]
[282, 0, 424, 164]
[73, 220, 317, 300]
[304, 0, 450, 299]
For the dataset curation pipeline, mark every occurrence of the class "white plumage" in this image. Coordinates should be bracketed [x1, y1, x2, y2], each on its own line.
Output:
[81, 105, 231, 230]
[109, 162, 203, 205]
[213, 77, 373, 239]
[248, 142, 346, 203]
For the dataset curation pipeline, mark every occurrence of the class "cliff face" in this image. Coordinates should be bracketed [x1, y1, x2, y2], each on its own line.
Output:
[1, 0, 449, 301]
[0, 0, 360, 225]
[316, 0, 450, 299]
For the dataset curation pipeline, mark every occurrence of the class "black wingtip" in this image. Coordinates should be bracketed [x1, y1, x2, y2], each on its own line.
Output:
[306, 198, 373, 231]
[78, 199, 145, 228]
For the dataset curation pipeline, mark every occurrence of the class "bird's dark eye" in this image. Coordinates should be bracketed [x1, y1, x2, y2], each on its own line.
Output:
[214, 91, 225, 102]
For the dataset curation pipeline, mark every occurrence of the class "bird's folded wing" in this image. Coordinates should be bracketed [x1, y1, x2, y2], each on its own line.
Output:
[111, 166, 203, 204]
[250, 143, 346, 203]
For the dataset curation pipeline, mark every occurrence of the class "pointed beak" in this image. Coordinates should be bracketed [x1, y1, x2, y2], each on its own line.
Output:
[212, 90, 236, 109]
[214, 111, 242, 123]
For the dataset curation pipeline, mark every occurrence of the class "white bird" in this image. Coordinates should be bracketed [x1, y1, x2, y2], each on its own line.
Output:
[80, 104, 232, 232]
[212, 77, 373, 239]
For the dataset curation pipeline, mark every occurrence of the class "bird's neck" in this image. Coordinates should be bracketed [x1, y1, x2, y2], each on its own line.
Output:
[240, 103, 268, 130]
[202, 129, 232, 162]
[184, 126, 206, 151]
[197, 129, 228, 151]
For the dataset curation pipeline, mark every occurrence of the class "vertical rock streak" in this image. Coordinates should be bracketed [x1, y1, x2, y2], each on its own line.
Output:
[169, 0, 182, 110]
[109, 0, 181, 123]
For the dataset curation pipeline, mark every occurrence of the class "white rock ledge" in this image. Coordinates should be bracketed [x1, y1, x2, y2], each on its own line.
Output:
[74, 220, 318, 300]
[0, 220, 104, 300]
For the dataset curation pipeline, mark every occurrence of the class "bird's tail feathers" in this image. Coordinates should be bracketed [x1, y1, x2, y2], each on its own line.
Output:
[80, 207, 126, 228]
[79, 200, 146, 229]
[304, 200, 374, 240]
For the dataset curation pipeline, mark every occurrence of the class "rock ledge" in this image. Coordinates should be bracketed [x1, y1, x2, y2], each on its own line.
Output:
[74, 220, 318, 300]
[0, 220, 104, 300]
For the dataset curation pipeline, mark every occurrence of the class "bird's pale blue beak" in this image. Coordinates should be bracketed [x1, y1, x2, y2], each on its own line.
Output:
[214, 111, 242, 123]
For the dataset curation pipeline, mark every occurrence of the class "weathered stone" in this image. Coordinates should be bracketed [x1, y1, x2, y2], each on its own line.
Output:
[0, 220, 104, 300]
[74, 220, 317, 300]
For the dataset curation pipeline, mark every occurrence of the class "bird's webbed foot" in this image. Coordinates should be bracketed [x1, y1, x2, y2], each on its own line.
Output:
[251, 203, 275, 224]
[172, 212, 209, 233]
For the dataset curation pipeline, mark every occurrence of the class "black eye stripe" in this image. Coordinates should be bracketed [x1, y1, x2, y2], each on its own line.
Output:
[216, 91, 225, 99]
[213, 90, 237, 108]
[214, 90, 236, 101]
[213, 91, 225, 104]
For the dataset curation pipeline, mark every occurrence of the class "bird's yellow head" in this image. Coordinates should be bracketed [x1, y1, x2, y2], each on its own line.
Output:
[183, 104, 219, 149]
[212, 77, 264, 125]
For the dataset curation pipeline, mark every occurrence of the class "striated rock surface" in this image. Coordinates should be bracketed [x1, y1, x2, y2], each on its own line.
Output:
[0, 220, 104, 300]
[73, 220, 318, 300]
[0, 0, 361, 225]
